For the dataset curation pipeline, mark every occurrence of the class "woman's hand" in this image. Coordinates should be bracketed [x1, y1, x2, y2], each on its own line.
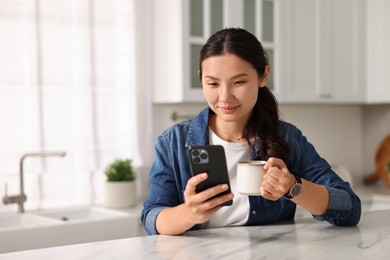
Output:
[261, 157, 295, 201]
[155, 173, 234, 235]
[183, 173, 234, 224]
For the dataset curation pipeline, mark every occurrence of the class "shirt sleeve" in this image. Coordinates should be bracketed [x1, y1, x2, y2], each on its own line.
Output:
[313, 186, 361, 226]
[141, 135, 182, 235]
[287, 124, 362, 226]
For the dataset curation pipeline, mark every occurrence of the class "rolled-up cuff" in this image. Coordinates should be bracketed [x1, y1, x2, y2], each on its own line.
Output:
[313, 186, 352, 221]
[144, 206, 166, 235]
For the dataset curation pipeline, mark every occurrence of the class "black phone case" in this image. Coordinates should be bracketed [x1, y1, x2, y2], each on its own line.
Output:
[188, 145, 232, 206]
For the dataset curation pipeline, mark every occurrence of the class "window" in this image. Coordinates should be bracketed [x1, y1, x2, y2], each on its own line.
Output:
[0, 0, 150, 212]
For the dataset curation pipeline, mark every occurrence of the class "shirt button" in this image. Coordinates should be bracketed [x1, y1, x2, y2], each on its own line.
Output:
[252, 210, 257, 216]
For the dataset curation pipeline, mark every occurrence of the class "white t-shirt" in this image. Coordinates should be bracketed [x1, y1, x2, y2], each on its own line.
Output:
[202, 128, 251, 228]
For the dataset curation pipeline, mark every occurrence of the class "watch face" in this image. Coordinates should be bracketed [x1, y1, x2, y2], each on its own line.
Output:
[291, 183, 302, 197]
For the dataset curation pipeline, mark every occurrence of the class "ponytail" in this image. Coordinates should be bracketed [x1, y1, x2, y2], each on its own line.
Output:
[245, 87, 288, 161]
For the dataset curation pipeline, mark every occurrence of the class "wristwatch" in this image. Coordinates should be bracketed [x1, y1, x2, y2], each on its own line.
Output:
[284, 174, 302, 200]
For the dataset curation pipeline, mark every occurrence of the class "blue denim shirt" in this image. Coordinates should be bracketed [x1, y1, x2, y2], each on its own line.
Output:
[141, 108, 361, 235]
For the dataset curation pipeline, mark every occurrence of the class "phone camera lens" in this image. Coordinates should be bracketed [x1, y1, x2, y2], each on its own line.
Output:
[200, 153, 208, 159]
[194, 157, 200, 163]
[192, 150, 199, 156]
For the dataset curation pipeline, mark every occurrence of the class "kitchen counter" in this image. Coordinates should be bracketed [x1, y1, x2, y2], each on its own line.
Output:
[1, 208, 390, 259]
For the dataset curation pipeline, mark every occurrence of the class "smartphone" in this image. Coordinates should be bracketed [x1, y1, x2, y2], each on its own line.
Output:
[188, 145, 232, 206]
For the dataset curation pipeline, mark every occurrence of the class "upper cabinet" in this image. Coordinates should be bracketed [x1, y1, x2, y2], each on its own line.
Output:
[153, 0, 390, 104]
[365, 0, 390, 103]
[278, 0, 390, 104]
[278, 0, 366, 103]
[153, 0, 277, 103]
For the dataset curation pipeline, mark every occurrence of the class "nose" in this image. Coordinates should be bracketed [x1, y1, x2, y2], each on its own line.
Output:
[218, 84, 233, 102]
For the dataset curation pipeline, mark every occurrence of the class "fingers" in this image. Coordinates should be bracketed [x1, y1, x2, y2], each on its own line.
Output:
[183, 174, 234, 224]
[184, 173, 234, 212]
[192, 183, 233, 208]
[264, 157, 289, 174]
[261, 157, 293, 200]
[263, 169, 290, 190]
[185, 173, 208, 195]
[189, 188, 233, 222]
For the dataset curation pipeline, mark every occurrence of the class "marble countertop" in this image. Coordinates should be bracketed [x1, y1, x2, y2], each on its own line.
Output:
[1, 207, 390, 260]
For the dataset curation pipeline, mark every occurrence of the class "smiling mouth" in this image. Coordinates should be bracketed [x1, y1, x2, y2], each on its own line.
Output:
[219, 106, 239, 113]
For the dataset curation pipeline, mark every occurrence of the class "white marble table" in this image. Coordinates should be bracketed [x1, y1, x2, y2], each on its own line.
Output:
[1, 209, 390, 260]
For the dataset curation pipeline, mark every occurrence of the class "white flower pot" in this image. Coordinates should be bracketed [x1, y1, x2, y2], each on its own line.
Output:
[104, 181, 136, 208]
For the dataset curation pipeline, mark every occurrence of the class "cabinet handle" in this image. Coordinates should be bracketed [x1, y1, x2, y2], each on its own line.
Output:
[320, 93, 332, 99]
[171, 112, 195, 122]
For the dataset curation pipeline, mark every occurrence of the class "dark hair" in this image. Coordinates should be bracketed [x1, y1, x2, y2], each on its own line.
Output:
[199, 28, 288, 161]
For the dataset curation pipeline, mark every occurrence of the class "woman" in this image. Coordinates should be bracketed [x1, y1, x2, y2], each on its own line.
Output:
[141, 28, 361, 235]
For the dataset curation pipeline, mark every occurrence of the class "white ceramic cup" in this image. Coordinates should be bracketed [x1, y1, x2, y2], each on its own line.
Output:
[237, 160, 267, 195]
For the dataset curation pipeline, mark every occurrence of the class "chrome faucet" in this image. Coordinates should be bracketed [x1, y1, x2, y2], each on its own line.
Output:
[2, 151, 66, 213]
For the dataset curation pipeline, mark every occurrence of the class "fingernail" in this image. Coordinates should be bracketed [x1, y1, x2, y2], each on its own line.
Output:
[200, 173, 207, 179]
[221, 184, 228, 190]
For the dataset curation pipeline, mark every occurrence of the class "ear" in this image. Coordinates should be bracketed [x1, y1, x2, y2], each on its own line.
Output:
[259, 65, 271, 88]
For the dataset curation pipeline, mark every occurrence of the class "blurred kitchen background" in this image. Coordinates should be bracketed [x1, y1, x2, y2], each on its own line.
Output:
[1, 0, 390, 215]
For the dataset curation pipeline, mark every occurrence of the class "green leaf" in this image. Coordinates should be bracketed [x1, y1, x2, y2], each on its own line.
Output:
[386, 160, 390, 174]
[104, 158, 135, 182]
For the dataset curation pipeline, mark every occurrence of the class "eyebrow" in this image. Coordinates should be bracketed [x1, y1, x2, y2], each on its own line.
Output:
[204, 73, 250, 80]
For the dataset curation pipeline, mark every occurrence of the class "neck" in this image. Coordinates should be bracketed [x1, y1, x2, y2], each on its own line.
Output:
[212, 116, 246, 143]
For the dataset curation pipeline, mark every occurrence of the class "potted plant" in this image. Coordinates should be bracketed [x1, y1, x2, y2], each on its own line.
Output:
[104, 158, 136, 208]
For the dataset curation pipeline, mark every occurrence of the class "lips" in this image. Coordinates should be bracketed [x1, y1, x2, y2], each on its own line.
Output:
[219, 105, 239, 114]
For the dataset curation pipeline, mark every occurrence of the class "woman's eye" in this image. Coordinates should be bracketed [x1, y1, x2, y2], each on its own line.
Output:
[207, 82, 218, 87]
[234, 81, 246, 85]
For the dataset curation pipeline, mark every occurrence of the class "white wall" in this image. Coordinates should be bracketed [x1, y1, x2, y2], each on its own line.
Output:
[152, 103, 366, 185]
[280, 104, 363, 184]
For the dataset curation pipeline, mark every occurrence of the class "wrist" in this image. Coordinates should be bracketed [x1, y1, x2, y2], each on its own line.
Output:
[284, 174, 302, 200]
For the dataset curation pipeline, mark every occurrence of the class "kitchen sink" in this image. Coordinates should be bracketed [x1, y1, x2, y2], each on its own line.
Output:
[33, 206, 130, 222]
[0, 206, 140, 253]
[0, 213, 58, 230]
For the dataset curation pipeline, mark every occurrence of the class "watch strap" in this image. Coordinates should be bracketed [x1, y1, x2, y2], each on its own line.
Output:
[284, 174, 302, 200]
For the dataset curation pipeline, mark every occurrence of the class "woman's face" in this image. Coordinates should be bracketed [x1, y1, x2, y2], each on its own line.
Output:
[201, 53, 269, 125]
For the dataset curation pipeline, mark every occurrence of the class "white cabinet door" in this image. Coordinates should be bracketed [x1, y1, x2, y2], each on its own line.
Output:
[153, 0, 277, 104]
[153, 0, 229, 103]
[185, 0, 228, 103]
[153, 0, 186, 103]
[153, 0, 389, 104]
[279, 0, 318, 102]
[366, 0, 390, 103]
[280, 0, 365, 103]
[324, 0, 365, 103]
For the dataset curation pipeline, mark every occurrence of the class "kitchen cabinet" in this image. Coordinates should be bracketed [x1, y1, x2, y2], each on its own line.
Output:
[153, 0, 390, 104]
[278, 0, 390, 104]
[365, 0, 390, 103]
[278, 0, 365, 103]
[153, 0, 277, 103]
